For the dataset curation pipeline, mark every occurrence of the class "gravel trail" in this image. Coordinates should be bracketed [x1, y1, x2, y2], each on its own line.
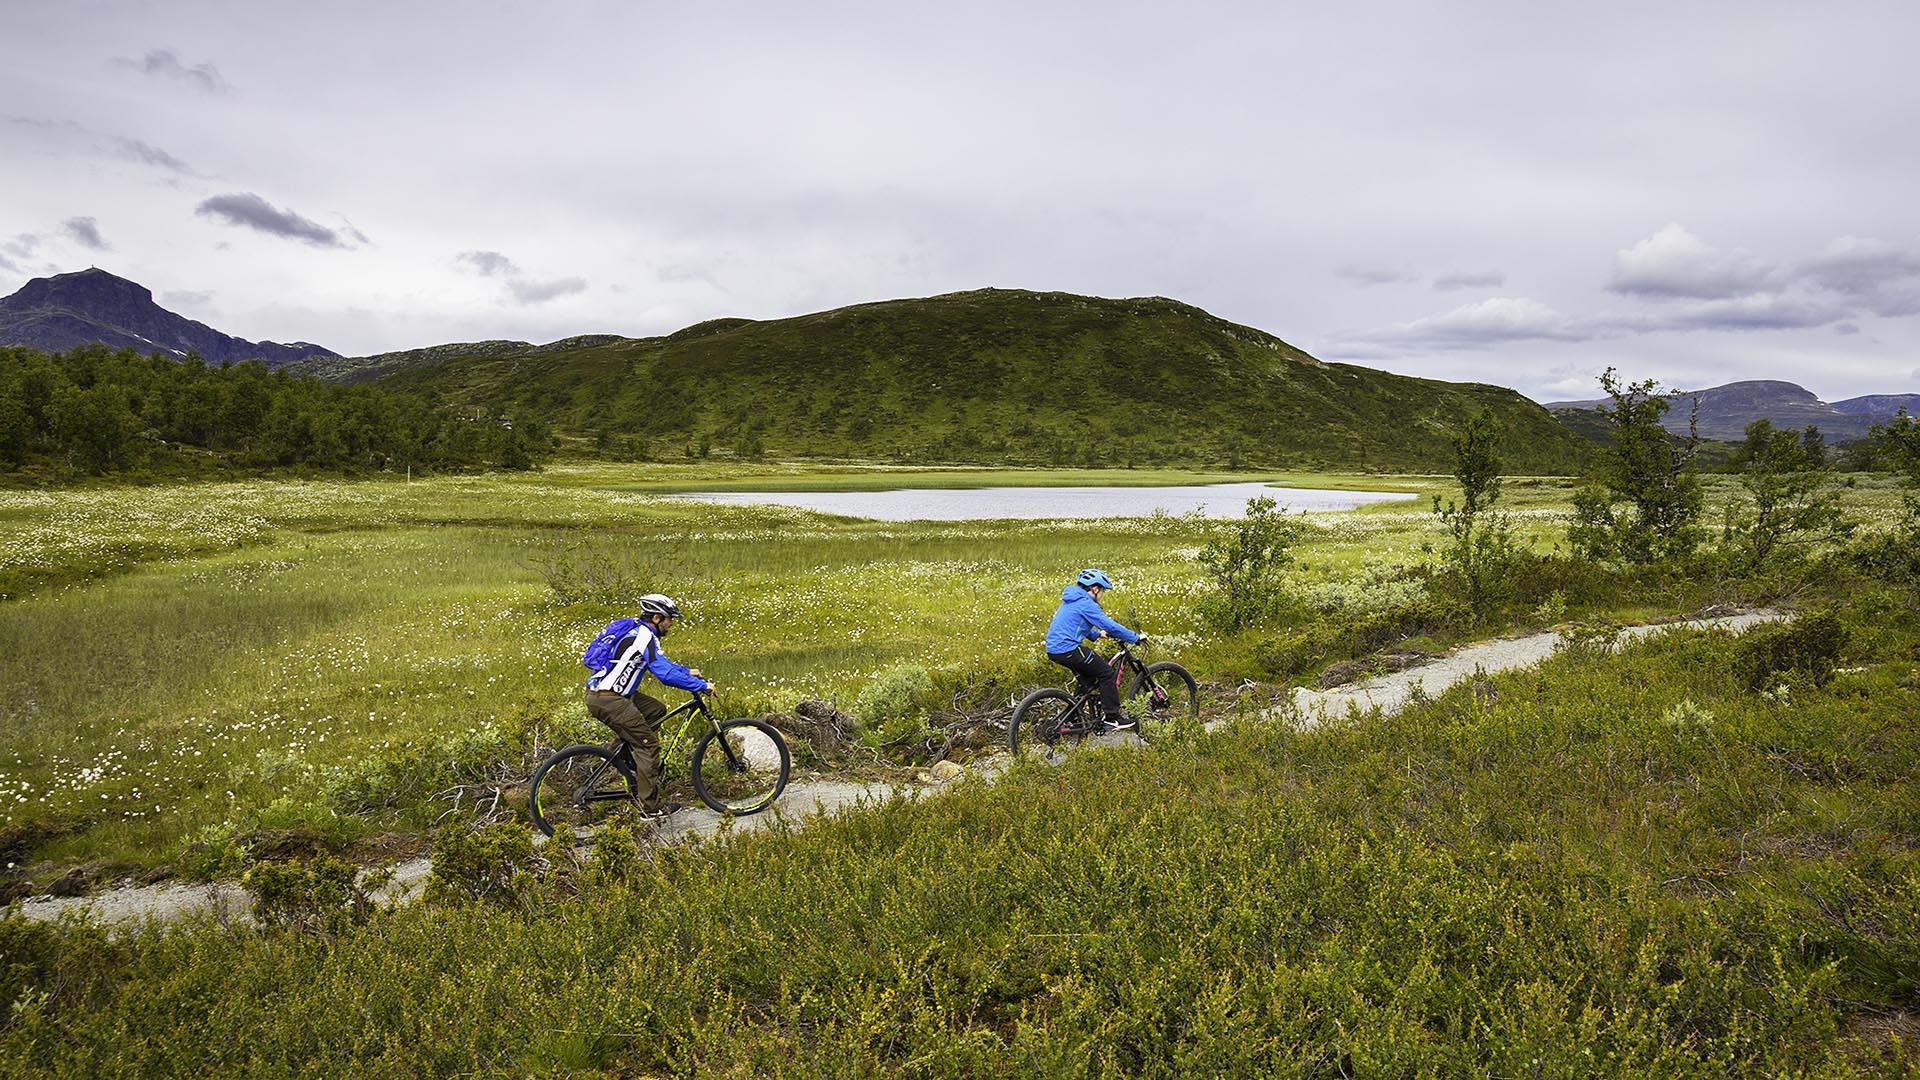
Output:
[1287, 610, 1782, 722]
[13, 776, 917, 928]
[12, 609, 1781, 928]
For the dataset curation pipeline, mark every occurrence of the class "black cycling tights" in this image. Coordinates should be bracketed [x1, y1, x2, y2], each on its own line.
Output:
[1047, 645, 1122, 718]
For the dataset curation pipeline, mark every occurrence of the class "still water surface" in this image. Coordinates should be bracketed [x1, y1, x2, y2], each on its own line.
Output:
[664, 481, 1414, 521]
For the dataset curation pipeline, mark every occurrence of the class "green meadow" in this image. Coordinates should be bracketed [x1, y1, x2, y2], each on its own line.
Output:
[3, 465, 1910, 876]
[1, 462, 1915, 1074]
[4, 565, 1916, 1075]
[0, 465, 1450, 872]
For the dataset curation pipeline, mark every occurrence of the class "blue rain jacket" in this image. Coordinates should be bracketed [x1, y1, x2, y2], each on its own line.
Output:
[1044, 584, 1139, 654]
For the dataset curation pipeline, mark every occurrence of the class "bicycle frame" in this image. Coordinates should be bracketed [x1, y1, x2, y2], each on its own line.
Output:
[651, 692, 723, 770]
[581, 691, 727, 797]
[1054, 642, 1150, 728]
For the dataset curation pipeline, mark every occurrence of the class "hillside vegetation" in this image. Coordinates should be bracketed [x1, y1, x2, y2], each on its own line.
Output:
[0, 345, 551, 483]
[320, 289, 1594, 473]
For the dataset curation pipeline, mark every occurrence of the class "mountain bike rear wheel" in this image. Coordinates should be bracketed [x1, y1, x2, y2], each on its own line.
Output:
[690, 719, 791, 815]
[1126, 661, 1199, 737]
[529, 744, 637, 836]
[1008, 687, 1086, 760]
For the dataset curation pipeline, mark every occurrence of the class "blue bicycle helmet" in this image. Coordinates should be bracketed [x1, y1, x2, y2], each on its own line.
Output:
[1074, 568, 1115, 590]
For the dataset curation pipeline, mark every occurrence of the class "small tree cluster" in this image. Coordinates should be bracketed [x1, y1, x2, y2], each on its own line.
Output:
[1874, 410, 1920, 507]
[1722, 419, 1852, 565]
[1433, 408, 1518, 619]
[1568, 369, 1704, 563]
[1198, 495, 1302, 630]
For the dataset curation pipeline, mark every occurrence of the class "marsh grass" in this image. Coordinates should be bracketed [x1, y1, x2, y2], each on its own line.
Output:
[2, 606, 1913, 1074]
[1, 466, 1911, 877]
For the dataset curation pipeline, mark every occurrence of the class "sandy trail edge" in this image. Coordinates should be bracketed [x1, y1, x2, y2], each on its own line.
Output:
[14, 610, 1782, 928]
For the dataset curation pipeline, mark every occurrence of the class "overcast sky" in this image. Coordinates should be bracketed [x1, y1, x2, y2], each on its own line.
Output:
[4, 0, 1918, 402]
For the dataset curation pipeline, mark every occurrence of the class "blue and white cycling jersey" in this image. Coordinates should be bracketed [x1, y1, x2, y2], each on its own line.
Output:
[585, 622, 709, 695]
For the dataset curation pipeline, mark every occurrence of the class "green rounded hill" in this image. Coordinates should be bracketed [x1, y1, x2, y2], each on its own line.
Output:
[325, 288, 1591, 472]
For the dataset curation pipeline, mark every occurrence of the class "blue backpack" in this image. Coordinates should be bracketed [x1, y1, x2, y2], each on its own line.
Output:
[582, 617, 642, 674]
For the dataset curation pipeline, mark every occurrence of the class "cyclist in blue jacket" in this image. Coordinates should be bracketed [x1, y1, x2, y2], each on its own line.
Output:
[1044, 569, 1147, 731]
[585, 593, 711, 814]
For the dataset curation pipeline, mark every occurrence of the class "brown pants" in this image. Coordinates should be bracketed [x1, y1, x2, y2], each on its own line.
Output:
[585, 691, 666, 808]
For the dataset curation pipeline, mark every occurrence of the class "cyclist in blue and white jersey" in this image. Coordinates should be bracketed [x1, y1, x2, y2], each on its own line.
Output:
[584, 593, 711, 813]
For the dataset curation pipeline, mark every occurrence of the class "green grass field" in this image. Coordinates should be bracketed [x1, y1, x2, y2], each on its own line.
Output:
[5, 597, 1915, 1075]
[2, 462, 1916, 1072]
[2, 464, 1908, 877]
[0, 466, 1451, 870]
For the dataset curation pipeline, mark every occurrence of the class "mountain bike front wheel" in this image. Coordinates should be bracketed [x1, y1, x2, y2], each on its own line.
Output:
[529, 744, 637, 836]
[1125, 661, 1200, 736]
[690, 719, 791, 815]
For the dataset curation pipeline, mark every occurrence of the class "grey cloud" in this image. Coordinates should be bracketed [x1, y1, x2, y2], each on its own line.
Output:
[1800, 237, 1920, 294]
[116, 49, 230, 94]
[1350, 297, 1592, 350]
[1607, 224, 1776, 300]
[456, 249, 587, 305]
[1342, 289, 1849, 355]
[507, 277, 589, 304]
[1433, 270, 1505, 291]
[195, 193, 355, 248]
[110, 136, 192, 173]
[1336, 264, 1415, 286]
[4, 116, 195, 174]
[1640, 293, 1848, 333]
[0, 234, 44, 276]
[61, 217, 108, 250]
[455, 250, 517, 277]
[1857, 285, 1920, 318]
[1834, 323, 1860, 336]
[1797, 237, 1920, 317]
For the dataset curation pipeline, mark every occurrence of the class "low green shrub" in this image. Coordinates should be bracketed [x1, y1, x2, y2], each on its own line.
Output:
[240, 855, 382, 936]
[585, 819, 644, 887]
[1733, 611, 1850, 690]
[852, 663, 934, 748]
[424, 820, 540, 906]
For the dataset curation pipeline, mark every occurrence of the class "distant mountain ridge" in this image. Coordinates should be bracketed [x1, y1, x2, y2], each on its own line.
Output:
[1830, 393, 1920, 417]
[0, 269, 337, 367]
[305, 287, 1595, 473]
[1543, 379, 1911, 441]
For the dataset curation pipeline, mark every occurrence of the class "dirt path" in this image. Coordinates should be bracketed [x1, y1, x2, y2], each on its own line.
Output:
[1286, 610, 1782, 722]
[13, 776, 921, 928]
[13, 609, 1781, 928]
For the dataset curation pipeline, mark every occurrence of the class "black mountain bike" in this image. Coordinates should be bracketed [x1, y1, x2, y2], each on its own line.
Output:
[529, 690, 790, 836]
[1007, 641, 1199, 758]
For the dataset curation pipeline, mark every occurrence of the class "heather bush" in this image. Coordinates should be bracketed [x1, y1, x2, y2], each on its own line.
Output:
[240, 854, 382, 936]
[424, 820, 540, 907]
[1732, 610, 1850, 690]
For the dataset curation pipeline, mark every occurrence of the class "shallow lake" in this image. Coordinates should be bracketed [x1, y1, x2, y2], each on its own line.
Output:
[663, 481, 1415, 521]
